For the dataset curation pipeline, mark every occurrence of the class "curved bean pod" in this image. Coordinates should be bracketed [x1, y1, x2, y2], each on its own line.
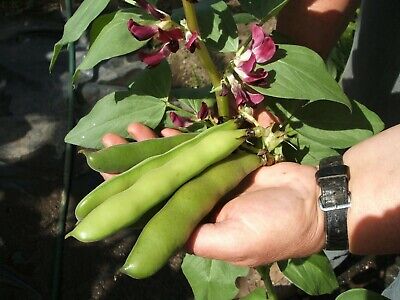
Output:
[67, 129, 247, 242]
[82, 133, 198, 173]
[75, 120, 238, 221]
[121, 151, 262, 279]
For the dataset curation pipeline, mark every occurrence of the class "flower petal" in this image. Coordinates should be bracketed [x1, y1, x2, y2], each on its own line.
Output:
[235, 49, 256, 74]
[136, 0, 166, 20]
[234, 67, 268, 84]
[158, 28, 183, 43]
[197, 102, 209, 120]
[138, 44, 170, 67]
[169, 112, 192, 127]
[127, 19, 158, 41]
[253, 36, 276, 63]
[185, 31, 199, 53]
[251, 24, 266, 48]
[247, 90, 264, 105]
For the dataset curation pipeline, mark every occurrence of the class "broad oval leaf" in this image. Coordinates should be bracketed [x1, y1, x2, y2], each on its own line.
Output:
[66, 61, 171, 148]
[253, 44, 351, 107]
[65, 92, 166, 148]
[273, 98, 384, 149]
[239, 0, 289, 20]
[182, 254, 249, 300]
[89, 12, 117, 45]
[73, 9, 155, 81]
[284, 134, 340, 166]
[336, 288, 389, 300]
[278, 253, 339, 296]
[172, 0, 239, 53]
[50, 0, 111, 71]
[171, 86, 216, 113]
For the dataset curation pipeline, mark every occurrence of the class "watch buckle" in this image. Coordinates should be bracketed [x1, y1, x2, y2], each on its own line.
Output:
[319, 195, 351, 212]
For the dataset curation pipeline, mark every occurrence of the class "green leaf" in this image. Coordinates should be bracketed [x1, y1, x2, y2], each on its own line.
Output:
[278, 253, 338, 296]
[241, 288, 267, 300]
[65, 62, 170, 148]
[239, 0, 289, 20]
[336, 288, 389, 300]
[233, 13, 258, 24]
[285, 135, 340, 166]
[171, 86, 216, 113]
[65, 92, 166, 148]
[130, 60, 172, 99]
[253, 45, 351, 107]
[172, 0, 239, 53]
[50, 0, 111, 71]
[89, 12, 116, 45]
[182, 254, 249, 300]
[73, 9, 154, 82]
[274, 99, 384, 149]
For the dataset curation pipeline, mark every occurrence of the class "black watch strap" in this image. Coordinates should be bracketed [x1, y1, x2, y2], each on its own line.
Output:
[316, 156, 351, 250]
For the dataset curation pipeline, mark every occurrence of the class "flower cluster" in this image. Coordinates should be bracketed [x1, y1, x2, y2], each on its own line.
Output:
[169, 102, 209, 128]
[225, 24, 276, 107]
[127, 0, 199, 66]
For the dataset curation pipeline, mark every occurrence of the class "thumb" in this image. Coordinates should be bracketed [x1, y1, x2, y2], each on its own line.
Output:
[185, 220, 245, 263]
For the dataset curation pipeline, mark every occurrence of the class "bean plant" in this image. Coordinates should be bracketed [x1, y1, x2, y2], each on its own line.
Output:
[51, 0, 387, 299]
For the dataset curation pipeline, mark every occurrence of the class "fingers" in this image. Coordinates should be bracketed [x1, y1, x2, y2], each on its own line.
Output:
[100, 172, 116, 181]
[160, 127, 181, 137]
[102, 133, 128, 148]
[127, 123, 158, 141]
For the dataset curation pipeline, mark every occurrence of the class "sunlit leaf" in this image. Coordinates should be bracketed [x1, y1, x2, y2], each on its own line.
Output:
[254, 45, 351, 107]
[50, 0, 111, 71]
[278, 253, 338, 295]
[182, 254, 249, 300]
[336, 288, 389, 300]
[239, 0, 288, 20]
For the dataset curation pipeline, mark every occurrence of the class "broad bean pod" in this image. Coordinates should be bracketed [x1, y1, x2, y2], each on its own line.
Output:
[121, 151, 262, 279]
[75, 120, 238, 221]
[82, 133, 198, 173]
[67, 128, 247, 242]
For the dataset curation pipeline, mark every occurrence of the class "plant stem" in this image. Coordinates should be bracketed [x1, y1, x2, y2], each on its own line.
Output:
[181, 0, 230, 117]
[257, 265, 279, 300]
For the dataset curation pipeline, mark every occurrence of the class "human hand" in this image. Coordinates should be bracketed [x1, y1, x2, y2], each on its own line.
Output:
[186, 162, 325, 266]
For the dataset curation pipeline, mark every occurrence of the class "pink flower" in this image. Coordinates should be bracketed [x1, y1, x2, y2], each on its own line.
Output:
[227, 75, 264, 107]
[234, 50, 268, 84]
[135, 0, 166, 20]
[127, 19, 158, 41]
[185, 31, 200, 53]
[250, 24, 276, 64]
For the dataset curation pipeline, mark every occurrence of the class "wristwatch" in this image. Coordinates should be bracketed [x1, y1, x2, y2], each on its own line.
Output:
[315, 156, 351, 250]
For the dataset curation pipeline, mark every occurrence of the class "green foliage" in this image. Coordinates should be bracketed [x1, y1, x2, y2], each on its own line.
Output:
[65, 61, 171, 148]
[274, 98, 384, 149]
[172, 0, 239, 53]
[239, 0, 288, 20]
[336, 288, 389, 300]
[50, 0, 111, 71]
[182, 254, 249, 300]
[172, 86, 216, 113]
[278, 253, 339, 296]
[254, 44, 351, 107]
[73, 9, 155, 82]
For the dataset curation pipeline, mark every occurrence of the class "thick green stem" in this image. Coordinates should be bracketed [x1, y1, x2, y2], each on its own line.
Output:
[181, 0, 230, 117]
[257, 265, 279, 300]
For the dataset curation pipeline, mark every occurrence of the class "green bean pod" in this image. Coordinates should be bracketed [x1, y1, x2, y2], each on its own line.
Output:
[67, 128, 247, 242]
[82, 133, 198, 173]
[75, 120, 238, 221]
[121, 151, 262, 279]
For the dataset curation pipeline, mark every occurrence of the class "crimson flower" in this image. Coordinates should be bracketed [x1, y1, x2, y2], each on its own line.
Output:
[127, 20, 158, 41]
[169, 112, 192, 128]
[185, 31, 200, 53]
[227, 75, 264, 107]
